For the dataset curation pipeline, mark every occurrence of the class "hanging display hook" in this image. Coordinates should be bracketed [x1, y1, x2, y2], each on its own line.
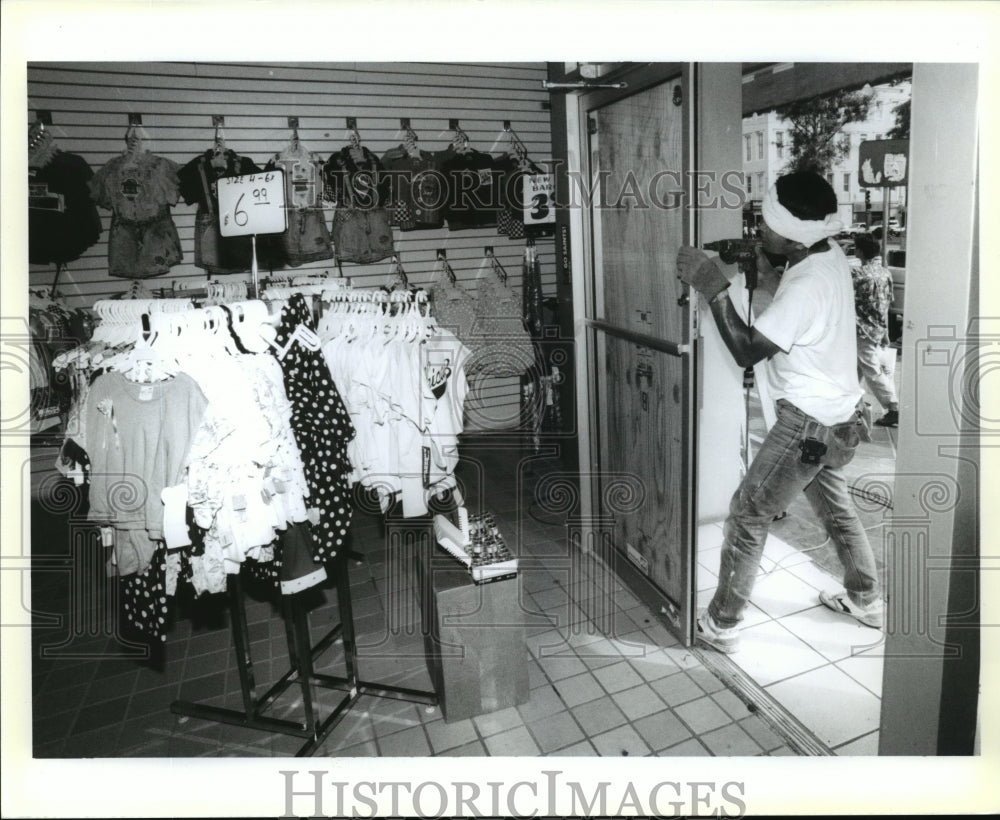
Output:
[347, 117, 361, 147]
[391, 255, 409, 289]
[125, 113, 145, 152]
[487, 248, 510, 284]
[437, 249, 458, 284]
[212, 115, 226, 156]
[449, 119, 470, 153]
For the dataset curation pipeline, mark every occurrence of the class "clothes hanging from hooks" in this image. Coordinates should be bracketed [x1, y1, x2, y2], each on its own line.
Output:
[428, 258, 477, 345]
[267, 138, 335, 267]
[324, 144, 394, 264]
[27, 292, 81, 434]
[439, 142, 503, 231]
[381, 141, 445, 231]
[520, 242, 563, 449]
[465, 253, 535, 378]
[89, 131, 183, 279]
[179, 148, 282, 275]
[29, 124, 103, 266]
[522, 242, 545, 338]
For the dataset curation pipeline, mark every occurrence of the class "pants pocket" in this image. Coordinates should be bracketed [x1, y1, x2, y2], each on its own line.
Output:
[822, 422, 860, 469]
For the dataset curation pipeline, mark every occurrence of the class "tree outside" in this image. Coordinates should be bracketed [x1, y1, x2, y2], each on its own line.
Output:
[778, 89, 872, 176]
[887, 98, 911, 139]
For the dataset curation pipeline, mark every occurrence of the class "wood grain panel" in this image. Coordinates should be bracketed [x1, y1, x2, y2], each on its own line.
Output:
[597, 334, 687, 605]
[593, 80, 685, 341]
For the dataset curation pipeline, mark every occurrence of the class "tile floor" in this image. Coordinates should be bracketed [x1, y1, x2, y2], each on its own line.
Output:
[696, 522, 885, 754]
[29, 390, 897, 759]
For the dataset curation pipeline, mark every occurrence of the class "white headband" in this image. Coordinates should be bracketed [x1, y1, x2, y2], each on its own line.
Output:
[762, 184, 843, 247]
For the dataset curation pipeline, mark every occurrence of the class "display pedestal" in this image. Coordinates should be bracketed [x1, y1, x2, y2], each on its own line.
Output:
[416, 548, 528, 723]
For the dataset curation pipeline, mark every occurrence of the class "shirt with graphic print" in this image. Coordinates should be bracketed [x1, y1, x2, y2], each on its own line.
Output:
[89, 150, 182, 278]
[851, 259, 893, 345]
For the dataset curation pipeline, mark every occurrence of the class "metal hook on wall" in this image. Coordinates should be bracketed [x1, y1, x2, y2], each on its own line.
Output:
[437, 249, 457, 284]
[485, 246, 509, 284]
[391, 254, 409, 288]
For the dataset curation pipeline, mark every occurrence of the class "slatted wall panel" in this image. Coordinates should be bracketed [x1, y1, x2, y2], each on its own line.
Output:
[27, 61, 556, 430]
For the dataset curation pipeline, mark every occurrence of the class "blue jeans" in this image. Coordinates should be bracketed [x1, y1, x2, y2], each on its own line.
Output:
[708, 399, 881, 628]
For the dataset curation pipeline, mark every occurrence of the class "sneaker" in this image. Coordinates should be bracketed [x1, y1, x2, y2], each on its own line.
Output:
[819, 591, 884, 629]
[874, 410, 898, 427]
[696, 609, 740, 654]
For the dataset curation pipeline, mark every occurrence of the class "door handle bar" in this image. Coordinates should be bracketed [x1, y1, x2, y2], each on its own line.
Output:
[586, 318, 690, 357]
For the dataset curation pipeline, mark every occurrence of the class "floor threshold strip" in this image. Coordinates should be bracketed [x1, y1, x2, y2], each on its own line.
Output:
[692, 645, 835, 757]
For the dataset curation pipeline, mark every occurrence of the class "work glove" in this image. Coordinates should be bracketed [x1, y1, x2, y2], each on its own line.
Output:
[676, 246, 730, 302]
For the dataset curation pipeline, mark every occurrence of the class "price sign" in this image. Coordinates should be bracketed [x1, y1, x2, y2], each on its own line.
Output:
[522, 173, 555, 225]
[218, 170, 287, 237]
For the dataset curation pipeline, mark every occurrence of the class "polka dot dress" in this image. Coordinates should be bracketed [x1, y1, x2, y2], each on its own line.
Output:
[272, 293, 356, 569]
[122, 544, 169, 641]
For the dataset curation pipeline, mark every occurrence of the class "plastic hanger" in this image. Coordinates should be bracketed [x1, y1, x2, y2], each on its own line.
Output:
[452, 126, 472, 155]
[348, 121, 365, 164]
[211, 124, 228, 169]
[403, 121, 421, 159]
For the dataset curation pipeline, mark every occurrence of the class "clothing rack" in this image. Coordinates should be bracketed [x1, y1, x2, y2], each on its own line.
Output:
[161, 279, 439, 754]
[170, 550, 438, 756]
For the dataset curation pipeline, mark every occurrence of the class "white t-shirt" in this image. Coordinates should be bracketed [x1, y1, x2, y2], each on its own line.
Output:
[752, 241, 862, 426]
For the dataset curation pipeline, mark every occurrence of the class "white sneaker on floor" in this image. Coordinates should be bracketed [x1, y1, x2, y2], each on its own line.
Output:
[696, 609, 740, 654]
[819, 590, 884, 629]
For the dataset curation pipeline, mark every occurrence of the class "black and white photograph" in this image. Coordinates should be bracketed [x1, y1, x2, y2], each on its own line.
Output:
[2, 1, 997, 818]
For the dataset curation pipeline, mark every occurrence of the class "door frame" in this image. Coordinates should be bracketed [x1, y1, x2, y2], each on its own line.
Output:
[565, 63, 700, 645]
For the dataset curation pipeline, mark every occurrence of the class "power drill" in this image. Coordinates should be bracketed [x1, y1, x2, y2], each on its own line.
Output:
[704, 239, 760, 388]
[703, 238, 759, 291]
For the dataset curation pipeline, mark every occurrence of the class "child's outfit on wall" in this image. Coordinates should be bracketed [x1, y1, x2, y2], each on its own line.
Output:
[88, 149, 183, 278]
[178, 149, 275, 275]
[266, 141, 334, 266]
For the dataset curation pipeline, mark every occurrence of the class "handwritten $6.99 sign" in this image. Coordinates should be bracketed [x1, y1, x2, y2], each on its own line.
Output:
[217, 170, 287, 237]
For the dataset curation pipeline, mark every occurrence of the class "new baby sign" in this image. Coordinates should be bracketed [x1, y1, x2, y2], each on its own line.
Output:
[218, 170, 287, 236]
[523, 173, 556, 226]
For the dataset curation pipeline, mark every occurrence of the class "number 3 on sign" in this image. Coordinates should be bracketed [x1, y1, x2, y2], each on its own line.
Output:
[523, 173, 555, 225]
[218, 170, 287, 237]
